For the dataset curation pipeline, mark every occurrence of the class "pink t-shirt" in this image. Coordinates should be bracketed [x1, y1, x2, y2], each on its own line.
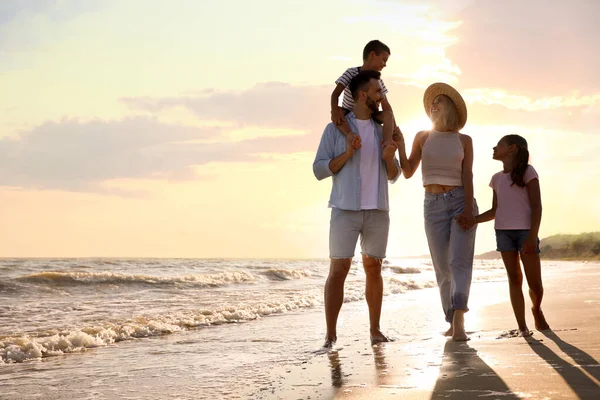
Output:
[489, 165, 539, 230]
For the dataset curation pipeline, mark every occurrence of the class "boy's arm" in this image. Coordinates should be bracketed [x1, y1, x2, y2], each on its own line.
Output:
[381, 96, 393, 113]
[330, 83, 346, 124]
[475, 190, 497, 224]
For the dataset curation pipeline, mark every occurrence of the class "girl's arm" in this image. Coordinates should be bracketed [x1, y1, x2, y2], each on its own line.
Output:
[523, 178, 542, 254]
[475, 190, 497, 224]
[397, 130, 426, 179]
[460, 134, 475, 214]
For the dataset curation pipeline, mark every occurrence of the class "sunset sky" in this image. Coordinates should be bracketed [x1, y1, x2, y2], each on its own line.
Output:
[1, 0, 599, 258]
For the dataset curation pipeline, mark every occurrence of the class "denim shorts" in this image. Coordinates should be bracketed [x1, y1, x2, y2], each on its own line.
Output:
[495, 229, 540, 253]
[329, 208, 390, 259]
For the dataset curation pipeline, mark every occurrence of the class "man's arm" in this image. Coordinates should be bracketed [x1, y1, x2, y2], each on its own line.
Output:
[382, 142, 400, 181]
[313, 125, 355, 180]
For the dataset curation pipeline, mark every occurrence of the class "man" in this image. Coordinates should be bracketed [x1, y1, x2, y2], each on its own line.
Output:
[313, 70, 401, 348]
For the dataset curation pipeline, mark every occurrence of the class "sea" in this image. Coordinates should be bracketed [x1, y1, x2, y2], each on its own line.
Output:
[0, 257, 555, 398]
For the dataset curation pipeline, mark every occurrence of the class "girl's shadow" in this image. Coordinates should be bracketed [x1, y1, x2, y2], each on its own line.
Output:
[431, 340, 519, 399]
[526, 331, 599, 399]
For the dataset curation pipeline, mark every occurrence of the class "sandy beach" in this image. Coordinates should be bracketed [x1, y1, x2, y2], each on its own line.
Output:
[1, 260, 598, 399]
[259, 261, 600, 399]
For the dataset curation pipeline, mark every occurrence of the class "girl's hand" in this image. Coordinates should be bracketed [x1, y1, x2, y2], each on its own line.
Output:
[455, 212, 475, 230]
[522, 236, 537, 254]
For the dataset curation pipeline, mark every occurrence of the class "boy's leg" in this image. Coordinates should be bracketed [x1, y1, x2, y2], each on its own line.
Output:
[373, 110, 395, 145]
[336, 108, 361, 149]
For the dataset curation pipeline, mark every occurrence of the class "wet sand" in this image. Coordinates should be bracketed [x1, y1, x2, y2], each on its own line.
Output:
[261, 262, 600, 399]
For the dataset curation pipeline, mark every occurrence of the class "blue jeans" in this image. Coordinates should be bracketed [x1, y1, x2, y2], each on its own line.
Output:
[424, 187, 478, 323]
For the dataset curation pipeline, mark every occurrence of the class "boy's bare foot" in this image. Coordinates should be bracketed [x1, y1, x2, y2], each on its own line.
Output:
[444, 325, 453, 337]
[370, 330, 394, 345]
[532, 307, 550, 331]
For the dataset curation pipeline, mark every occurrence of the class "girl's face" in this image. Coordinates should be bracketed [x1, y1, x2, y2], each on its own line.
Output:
[492, 139, 514, 160]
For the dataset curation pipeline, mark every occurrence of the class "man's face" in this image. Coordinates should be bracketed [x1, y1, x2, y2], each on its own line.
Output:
[364, 79, 384, 113]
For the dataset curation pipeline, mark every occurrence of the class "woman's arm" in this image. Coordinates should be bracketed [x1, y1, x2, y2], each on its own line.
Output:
[396, 130, 426, 179]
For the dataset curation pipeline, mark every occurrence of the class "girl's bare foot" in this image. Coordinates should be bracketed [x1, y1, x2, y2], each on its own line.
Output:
[532, 307, 550, 331]
[519, 327, 533, 337]
[444, 325, 453, 337]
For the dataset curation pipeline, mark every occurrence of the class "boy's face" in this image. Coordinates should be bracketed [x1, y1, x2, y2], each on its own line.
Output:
[370, 51, 389, 71]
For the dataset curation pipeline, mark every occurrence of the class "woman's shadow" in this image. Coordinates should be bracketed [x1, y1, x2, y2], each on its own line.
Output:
[525, 331, 599, 399]
[431, 340, 519, 399]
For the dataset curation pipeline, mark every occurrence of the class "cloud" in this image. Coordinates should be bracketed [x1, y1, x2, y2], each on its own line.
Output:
[445, 0, 600, 96]
[0, 115, 317, 193]
[122, 82, 332, 131]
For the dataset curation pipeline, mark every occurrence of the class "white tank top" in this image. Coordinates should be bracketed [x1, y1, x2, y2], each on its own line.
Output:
[421, 131, 464, 186]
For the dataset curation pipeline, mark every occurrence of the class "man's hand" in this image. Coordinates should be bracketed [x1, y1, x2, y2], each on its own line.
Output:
[382, 141, 398, 161]
[331, 106, 345, 125]
[392, 126, 405, 150]
[346, 133, 361, 154]
[521, 235, 537, 254]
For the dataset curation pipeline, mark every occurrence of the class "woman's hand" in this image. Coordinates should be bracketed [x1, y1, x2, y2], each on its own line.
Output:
[455, 211, 475, 230]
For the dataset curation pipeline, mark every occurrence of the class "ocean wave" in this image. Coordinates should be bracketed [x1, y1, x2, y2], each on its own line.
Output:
[0, 293, 321, 363]
[16, 271, 256, 288]
[260, 269, 314, 281]
[388, 266, 422, 274]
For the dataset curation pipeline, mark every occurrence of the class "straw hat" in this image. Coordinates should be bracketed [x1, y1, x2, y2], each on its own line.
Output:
[423, 82, 467, 130]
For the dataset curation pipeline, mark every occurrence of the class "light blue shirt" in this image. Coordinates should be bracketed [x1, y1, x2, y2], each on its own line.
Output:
[312, 112, 400, 211]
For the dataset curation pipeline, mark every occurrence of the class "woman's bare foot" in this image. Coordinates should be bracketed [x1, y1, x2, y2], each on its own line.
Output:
[532, 307, 550, 331]
[452, 310, 469, 341]
[444, 325, 453, 337]
[370, 330, 393, 345]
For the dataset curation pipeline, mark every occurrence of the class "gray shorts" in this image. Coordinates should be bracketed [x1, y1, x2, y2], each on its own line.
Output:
[329, 208, 390, 259]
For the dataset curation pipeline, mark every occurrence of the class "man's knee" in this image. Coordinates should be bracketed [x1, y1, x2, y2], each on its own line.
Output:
[328, 258, 352, 280]
[362, 254, 383, 276]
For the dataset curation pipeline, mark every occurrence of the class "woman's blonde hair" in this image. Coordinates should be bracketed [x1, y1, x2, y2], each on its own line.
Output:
[434, 95, 460, 132]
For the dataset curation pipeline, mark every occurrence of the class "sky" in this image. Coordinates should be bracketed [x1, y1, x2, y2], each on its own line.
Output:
[1, 0, 599, 258]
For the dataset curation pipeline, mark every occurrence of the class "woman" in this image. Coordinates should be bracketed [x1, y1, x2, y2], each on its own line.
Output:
[395, 82, 477, 341]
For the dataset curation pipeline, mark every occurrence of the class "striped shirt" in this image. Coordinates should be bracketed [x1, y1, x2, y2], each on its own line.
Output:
[335, 67, 389, 111]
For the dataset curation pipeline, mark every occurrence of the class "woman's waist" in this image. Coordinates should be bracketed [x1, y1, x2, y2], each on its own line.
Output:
[424, 185, 464, 197]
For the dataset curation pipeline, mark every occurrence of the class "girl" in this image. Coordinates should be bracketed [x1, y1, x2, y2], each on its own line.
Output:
[475, 134, 550, 336]
[394, 82, 477, 341]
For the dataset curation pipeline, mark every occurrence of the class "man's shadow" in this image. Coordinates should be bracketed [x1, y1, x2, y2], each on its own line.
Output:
[526, 331, 599, 399]
[431, 340, 519, 399]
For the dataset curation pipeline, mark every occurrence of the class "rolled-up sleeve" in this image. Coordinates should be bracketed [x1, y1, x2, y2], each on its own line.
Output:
[388, 157, 401, 183]
[313, 125, 336, 181]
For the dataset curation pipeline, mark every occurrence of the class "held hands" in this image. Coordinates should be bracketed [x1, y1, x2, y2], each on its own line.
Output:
[392, 126, 405, 150]
[455, 211, 475, 230]
[345, 133, 362, 155]
[521, 235, 537, 254]
[382, 140, 398, 161]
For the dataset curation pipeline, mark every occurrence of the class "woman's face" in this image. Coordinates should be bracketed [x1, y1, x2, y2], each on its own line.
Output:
[430, 95, 448, 122]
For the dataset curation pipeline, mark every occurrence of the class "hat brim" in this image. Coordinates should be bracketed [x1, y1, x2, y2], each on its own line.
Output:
[423, 82, 467, 130]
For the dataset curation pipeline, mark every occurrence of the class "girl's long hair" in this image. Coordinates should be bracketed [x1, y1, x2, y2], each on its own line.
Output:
[502, 134, 529, 187]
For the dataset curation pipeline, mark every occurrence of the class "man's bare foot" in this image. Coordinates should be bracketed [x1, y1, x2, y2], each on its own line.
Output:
[323, 337, 337, 349]
[444, 325, 453, 337]
[370, 330, 394, 346]
[532, 307, 550, 331]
